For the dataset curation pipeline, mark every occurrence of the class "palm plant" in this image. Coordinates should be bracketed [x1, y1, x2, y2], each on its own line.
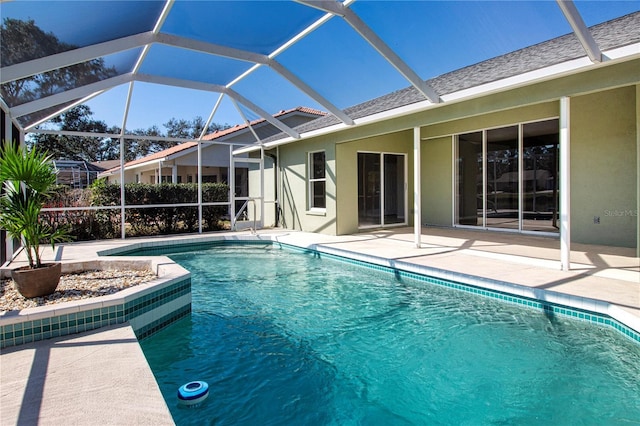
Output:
[0, 141, 70, 269]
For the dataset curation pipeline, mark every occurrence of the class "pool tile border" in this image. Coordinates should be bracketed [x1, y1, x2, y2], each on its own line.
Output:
[0, 258, 191, 349]
[298, 244, 640, 344]
[99, 235, 640, 345]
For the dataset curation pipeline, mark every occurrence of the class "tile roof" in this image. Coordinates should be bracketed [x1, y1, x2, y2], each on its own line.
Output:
[103, 142, 198, 173]
[262, 11, 640, 144]
[101, 106, 326, 174]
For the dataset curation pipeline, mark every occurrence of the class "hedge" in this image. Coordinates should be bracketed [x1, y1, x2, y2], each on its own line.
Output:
[45, 182, 230, 240]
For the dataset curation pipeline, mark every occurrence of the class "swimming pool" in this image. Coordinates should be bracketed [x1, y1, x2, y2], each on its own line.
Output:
[139, 243, 640, 425]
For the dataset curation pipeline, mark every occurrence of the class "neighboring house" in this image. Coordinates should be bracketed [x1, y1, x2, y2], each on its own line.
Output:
[53, 159, 115, 189]
[244, 12, 639, 254]
[98, 107, 326, 186]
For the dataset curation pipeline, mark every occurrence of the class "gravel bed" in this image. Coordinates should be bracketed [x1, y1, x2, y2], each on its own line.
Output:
[0, 269, 157, 312]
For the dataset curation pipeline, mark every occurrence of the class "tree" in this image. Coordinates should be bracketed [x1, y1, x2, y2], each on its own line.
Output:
[126, 126, 165, 161]
[3, 18, 233, 162]
[0, 18, 117, 109]
[28, 105, 111, 162]
[99, 126, 124, 162]
[164, 116, 228, 140]
[27, 107, 233, 162]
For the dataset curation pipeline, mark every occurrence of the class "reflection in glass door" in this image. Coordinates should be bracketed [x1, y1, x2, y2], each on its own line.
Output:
[456, 119, 559, 234]
[457, 132, 483, 226]
[486, 126, 519, 230]
[384, 154, 405, 225]
[358, 152, 406, 228]
[358, 153, 381, 226]
[522, 121, 559, 232]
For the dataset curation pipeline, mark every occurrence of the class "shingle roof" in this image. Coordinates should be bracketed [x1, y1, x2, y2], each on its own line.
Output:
[202, 106, 326, 141]
[91, 160, 121, 172]
[262, 11, 640, 144]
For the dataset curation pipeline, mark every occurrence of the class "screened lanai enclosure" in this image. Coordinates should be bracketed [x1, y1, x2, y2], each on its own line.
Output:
[2, 1, 639, 265]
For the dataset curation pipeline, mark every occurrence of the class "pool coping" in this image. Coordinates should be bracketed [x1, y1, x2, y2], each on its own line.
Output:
[1, 231, 637, 425]
[0, 323, 175, 425]
[1, 257, 192, 348]
[306, 243, 640, 343]
[100, 233, 640, 343]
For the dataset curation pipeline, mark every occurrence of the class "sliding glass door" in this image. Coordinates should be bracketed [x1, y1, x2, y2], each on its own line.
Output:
[456, 119, 559, 234]
[522, 121, 559, 232]
[486, 126, 519, 230]
[358, 152, 406, 228]
[457, 132, 483, 226]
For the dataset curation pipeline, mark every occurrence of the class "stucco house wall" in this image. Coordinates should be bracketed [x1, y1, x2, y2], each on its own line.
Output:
[270, 61, 638, 250]
[276, 136, 337, 235]
[335, 131, 414, 235]
[420, 136, 452, 227]
[570, 86, 638, 247]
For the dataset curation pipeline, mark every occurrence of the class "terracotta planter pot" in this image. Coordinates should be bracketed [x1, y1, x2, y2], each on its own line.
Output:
[12, 263, 62, 298]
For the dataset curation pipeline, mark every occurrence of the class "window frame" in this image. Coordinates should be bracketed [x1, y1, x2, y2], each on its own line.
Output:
[307, 150, 326, 212]
[454, 117, 560, 236]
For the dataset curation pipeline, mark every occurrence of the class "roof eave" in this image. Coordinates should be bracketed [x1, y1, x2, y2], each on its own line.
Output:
[234, 43, 640, 155]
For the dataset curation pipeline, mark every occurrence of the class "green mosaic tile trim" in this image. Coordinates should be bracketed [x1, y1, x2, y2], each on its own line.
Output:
[125, 278, 190, 319]
[113, 240, 640, 345]
[1, 306, 126, 349]
[304, 247, 640, 344]
[136, 304, 191, 340]
[1, 278, 192, 349]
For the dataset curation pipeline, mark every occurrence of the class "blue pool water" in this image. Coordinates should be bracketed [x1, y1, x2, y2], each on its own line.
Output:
[139, 244, 640, 425]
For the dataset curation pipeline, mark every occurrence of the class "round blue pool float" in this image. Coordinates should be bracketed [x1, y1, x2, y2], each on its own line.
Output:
[177, 381, 209, 405]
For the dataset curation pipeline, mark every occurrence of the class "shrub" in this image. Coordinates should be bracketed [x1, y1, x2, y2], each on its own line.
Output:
[45, 181, 230, 240]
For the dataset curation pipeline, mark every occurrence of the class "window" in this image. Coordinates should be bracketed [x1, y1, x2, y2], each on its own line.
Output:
[358, 152, 406, 228]
[308, 151, 326, 210]
[456, 119, 559, 234]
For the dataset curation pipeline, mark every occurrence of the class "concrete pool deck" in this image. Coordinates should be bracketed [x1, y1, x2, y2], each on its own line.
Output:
[1, 227, 639, 424]
[0, 323, 174, 425]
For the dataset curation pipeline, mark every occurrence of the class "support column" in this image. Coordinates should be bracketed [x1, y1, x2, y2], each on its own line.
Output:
[120, 81, 135, 240]
[560, 97, 571, 271]
[119, 136, 126, 239]
[198, 141, 203, 233]
[414, 127, 421, 248]
[260, 146, 265, 229]
[3, 109, 11, 143]
[229, 145, 236, 230]
[4, 112, 15, 262]
[636, 85, 640, 257]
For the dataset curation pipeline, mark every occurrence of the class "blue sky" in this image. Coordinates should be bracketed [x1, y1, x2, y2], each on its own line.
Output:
[3, 0, 639, 133]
